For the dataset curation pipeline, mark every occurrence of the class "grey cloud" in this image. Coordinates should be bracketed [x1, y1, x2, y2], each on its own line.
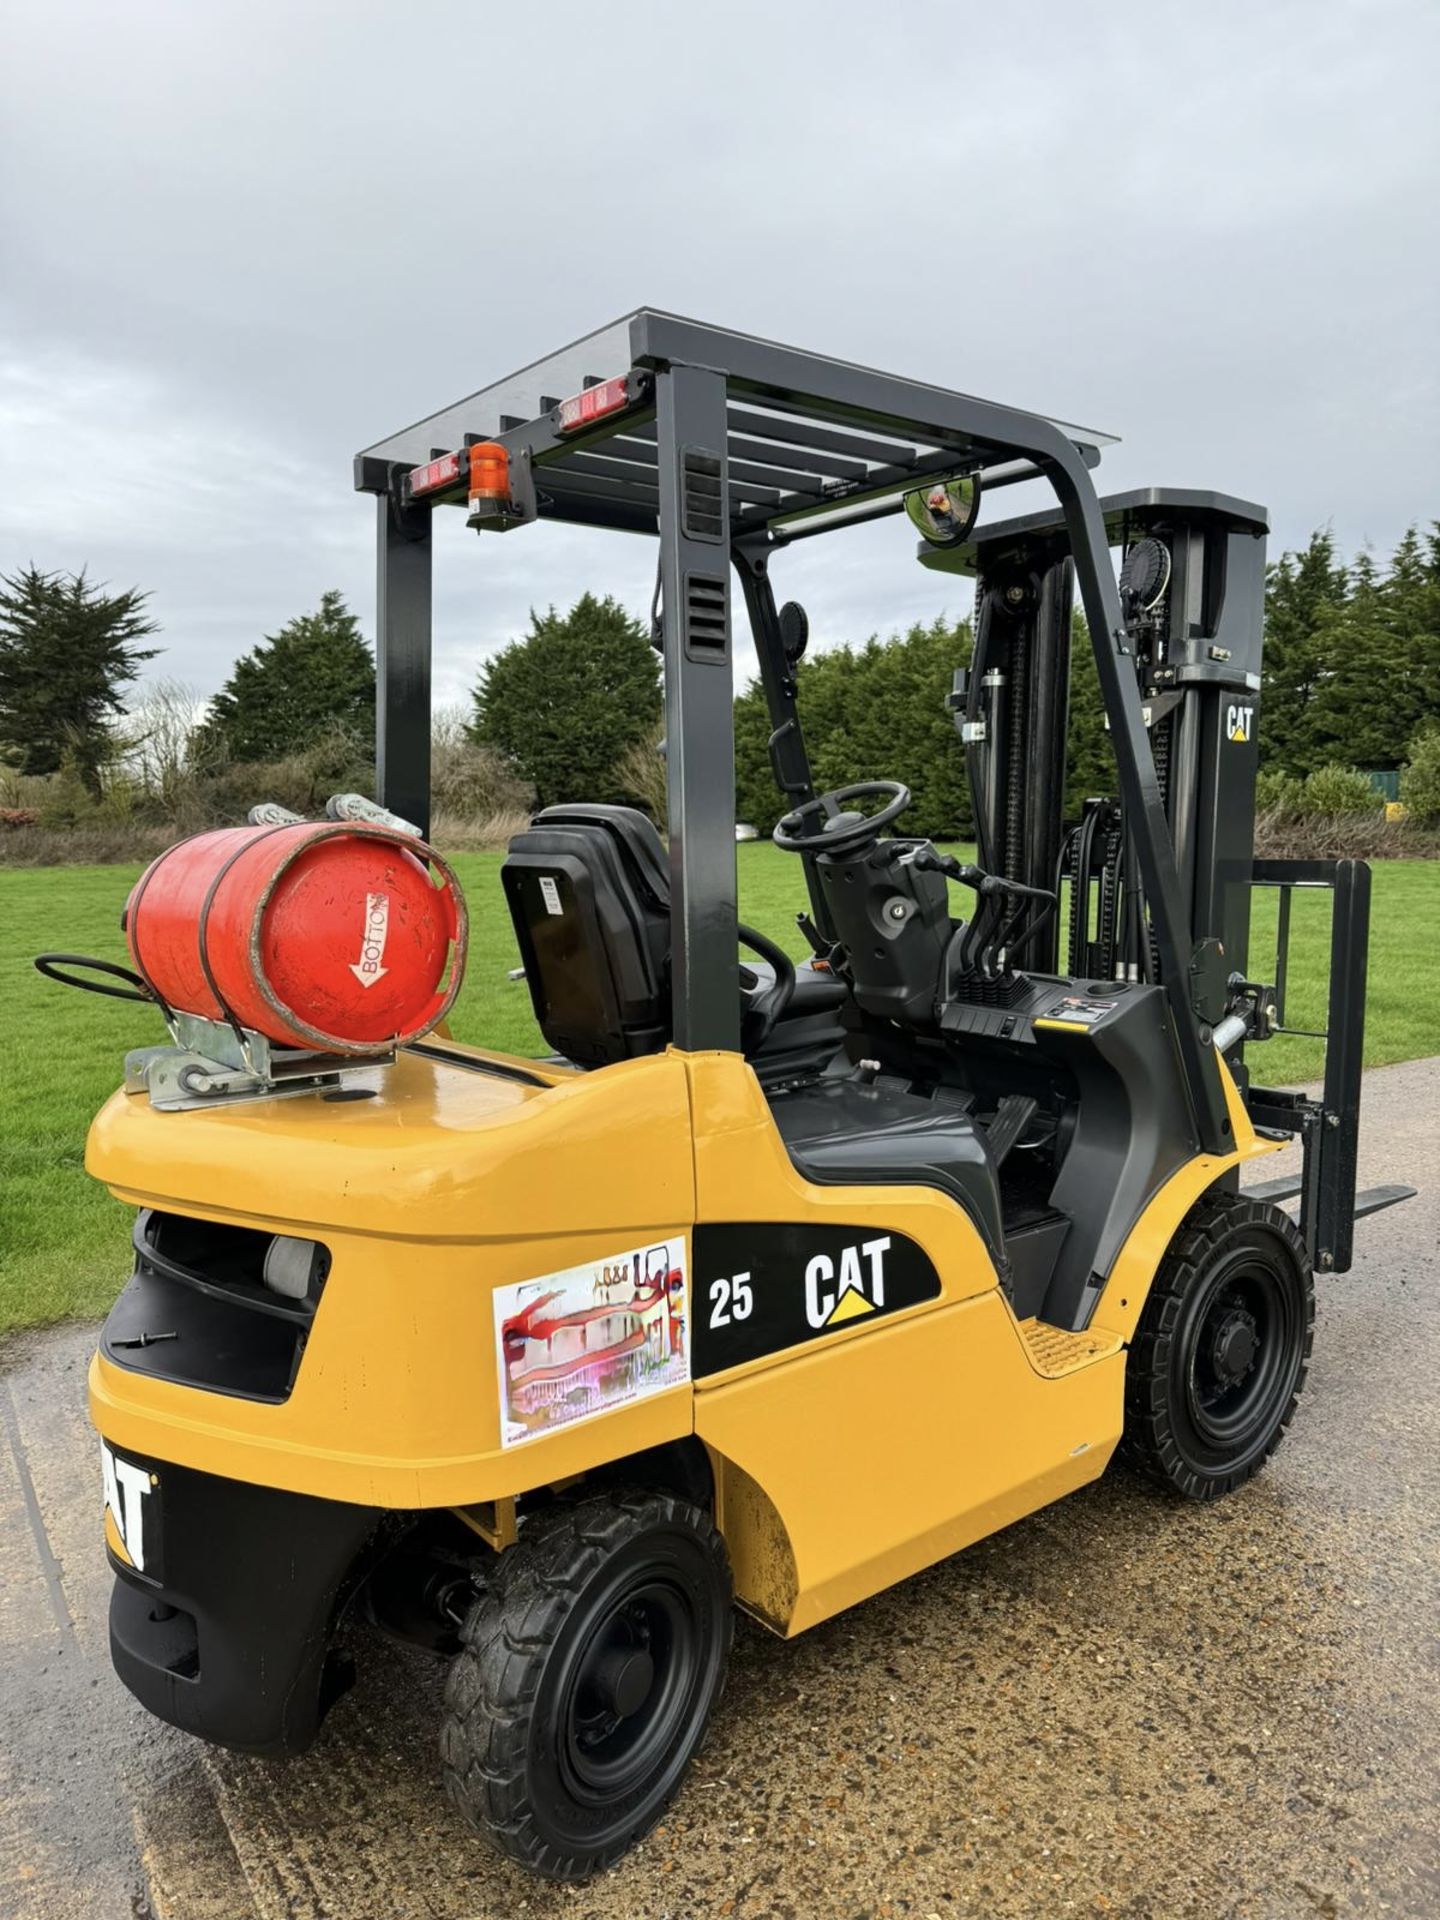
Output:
[2, 0, 1435, 705]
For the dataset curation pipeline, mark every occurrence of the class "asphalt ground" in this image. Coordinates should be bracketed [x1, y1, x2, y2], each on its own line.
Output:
[1, 1058, 1436, 1920]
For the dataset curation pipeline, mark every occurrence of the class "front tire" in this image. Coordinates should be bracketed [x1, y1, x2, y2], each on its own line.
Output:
[1122, 1193, 1314, 1500]
[440, 1489, 732, 1881]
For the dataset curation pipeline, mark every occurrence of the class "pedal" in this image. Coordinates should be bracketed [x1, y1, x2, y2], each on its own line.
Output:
[984, 1093, 1037, 1168]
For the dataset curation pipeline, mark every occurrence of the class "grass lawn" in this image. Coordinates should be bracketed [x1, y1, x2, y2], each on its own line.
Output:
[3, 848, 1437, 1337]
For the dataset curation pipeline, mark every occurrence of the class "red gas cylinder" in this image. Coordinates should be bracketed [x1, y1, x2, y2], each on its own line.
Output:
[125, 823, 467, 1054]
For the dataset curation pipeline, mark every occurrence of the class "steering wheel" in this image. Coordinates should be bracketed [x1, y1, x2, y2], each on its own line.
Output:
[772, 780, 912, 857]
[737, 922, 797, 1056]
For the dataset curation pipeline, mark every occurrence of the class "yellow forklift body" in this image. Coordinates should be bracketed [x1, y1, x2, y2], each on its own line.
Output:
[87, 1041, 1276, 1635]
[55, 320, 1390, 1872]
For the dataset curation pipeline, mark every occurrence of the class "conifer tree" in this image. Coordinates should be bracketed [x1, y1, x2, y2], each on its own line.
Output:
[0, 566, 160, 796]
[197, 591, 374, 762]
[734, 616, 973, 839]
[1259, 532, 1348, 775]
[472, 594, 660, 807]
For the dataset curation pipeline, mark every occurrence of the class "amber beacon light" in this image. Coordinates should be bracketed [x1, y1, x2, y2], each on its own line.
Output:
[466, 441, 511, 526]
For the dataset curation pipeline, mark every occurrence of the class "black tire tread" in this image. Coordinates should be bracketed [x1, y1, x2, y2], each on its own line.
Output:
[1120, 1192, 1315, 1501]
[440, 1488, 732, 1881]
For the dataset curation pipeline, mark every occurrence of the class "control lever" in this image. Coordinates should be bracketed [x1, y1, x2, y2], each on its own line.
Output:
[794, 911, 847, 978]
[909, 849, 1057, 983]
[910, 846, 1055, 906]
[794, 911, 830, 960]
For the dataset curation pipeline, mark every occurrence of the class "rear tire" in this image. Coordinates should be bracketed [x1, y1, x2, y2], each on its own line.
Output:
[440, 1489, 732, 1881]
[1121, 1193, 1314, 1501]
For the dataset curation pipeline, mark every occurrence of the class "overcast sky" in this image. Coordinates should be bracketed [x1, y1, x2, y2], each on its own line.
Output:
[2, 0, 1436, 710]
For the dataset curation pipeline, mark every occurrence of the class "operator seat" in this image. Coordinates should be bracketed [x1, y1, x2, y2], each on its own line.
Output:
[501, 805, 844, 1069]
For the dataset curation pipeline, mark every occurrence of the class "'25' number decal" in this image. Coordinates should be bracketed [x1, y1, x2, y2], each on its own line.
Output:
[708, 1271, 753, 1329]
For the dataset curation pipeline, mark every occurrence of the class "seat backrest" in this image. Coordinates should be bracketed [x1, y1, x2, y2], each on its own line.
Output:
[501, 805, 672, 1067]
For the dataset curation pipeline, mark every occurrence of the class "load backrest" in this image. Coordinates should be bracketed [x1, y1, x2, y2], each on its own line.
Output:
[501, 805, 672, 1067]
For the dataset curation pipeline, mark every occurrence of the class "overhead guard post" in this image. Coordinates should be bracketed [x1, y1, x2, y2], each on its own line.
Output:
[375, 485, 433, 839]
[656, 364, 741, 1054]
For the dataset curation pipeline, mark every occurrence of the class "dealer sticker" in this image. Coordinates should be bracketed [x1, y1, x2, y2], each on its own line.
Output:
[494, 1238, 690, 1448]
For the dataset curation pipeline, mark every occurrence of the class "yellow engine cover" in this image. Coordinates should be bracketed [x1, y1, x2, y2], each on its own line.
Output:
[87, 1041, 1273, 1635]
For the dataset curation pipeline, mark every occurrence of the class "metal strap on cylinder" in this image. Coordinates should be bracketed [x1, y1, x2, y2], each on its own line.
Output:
[194, 823, 296, 1063]
[124, 829, 220, 1026]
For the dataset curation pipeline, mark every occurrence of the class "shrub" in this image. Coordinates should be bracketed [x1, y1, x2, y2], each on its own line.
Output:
[1400, 729, 1440, 825]
[120, 679, 209, 832]
[428, 807, 533, 852]
[36, 754, 101, 829]
[0, 822, 180, 866]
[1254, 768, 1305, 818]
[0, 766, 54, 812]
[194, 723, 372, 823]
[1251, 808, 1432, 861]
[431, 708, 534, 819]
[1300, 763, 1381, 817]
[1, 706, 544, 860]
[615, 721, 668, 826]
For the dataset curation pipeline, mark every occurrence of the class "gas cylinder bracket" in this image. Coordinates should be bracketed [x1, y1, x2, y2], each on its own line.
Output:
[124, 1015, 392, 1112]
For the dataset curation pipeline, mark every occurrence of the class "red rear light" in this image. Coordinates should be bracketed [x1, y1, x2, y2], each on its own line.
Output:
[556, 376, 632, 432]
[408, 451, 462, 498]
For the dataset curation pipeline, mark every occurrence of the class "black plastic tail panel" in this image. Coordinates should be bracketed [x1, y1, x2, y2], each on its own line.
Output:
[107, 1451, 380, 1756]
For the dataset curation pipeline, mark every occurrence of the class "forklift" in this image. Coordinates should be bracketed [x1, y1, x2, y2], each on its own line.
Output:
[67, 313, 1413, 1881]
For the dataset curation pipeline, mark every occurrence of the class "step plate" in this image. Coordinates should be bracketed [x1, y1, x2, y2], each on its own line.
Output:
[1020, 1319, 1123, 1378]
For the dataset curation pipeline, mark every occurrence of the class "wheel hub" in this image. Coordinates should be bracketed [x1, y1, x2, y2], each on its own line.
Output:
[595, 1644, 656, 1720]
[566, 1588, 680, 1783]
[1209, 1305, 1259, 1386]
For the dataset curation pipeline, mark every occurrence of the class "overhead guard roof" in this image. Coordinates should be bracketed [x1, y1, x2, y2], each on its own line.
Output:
[357, 309, 1119, 542]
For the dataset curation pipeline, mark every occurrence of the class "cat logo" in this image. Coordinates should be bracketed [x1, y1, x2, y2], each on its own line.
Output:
[1226, 702, 1256, 744]
[101, 1441, 153, 1574]
[805, 1235, 891, 1329]
[691, 1223, 941, 1377]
